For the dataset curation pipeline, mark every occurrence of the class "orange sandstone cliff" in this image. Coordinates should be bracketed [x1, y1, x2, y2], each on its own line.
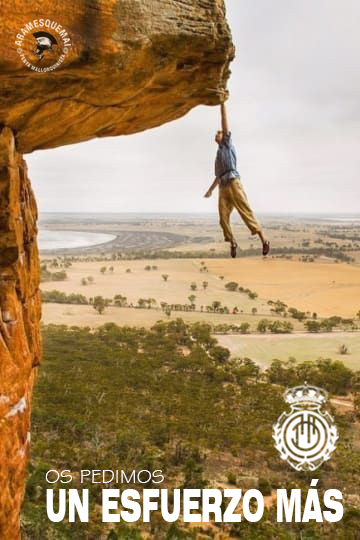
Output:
[0, 1, 233, 536]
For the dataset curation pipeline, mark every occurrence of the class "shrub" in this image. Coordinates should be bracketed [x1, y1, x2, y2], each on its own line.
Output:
[225, 282, 239, 292]
[258, 477, 272, 496]
[227, 472, 237, 485]
[338, 344, 349, 355]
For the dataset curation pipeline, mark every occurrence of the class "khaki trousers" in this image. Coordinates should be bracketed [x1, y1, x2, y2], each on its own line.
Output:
[218, 178, 261, 243]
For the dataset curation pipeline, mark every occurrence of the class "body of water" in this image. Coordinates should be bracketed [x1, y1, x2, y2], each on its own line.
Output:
[39, 230, 116, 250]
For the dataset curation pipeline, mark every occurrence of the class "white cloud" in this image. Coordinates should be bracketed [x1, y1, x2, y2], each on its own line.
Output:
[28, 0, 360, 214]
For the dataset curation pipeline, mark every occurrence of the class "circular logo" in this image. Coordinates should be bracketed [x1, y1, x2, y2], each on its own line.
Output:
[273, 384, 338, 471]
[15, 19, 71, 72]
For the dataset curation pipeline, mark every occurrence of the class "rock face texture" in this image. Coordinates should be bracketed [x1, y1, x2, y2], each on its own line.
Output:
[0, 128, 41, 539]
[0, 1, 233, 536]
[1, 0, 233, 154]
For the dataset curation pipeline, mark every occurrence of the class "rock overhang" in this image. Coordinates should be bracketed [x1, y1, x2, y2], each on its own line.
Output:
[0, 0, 234, 154]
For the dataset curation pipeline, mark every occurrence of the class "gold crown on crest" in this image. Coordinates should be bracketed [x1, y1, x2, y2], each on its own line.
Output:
[283, 382, 328, 406]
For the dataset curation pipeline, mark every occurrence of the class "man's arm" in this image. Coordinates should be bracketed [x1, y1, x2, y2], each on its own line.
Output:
[221, 102, 230, 135]
[204, 178, 219, 198]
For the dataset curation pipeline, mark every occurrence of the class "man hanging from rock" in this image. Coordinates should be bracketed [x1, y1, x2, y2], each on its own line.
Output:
[204, 94, 270, 258]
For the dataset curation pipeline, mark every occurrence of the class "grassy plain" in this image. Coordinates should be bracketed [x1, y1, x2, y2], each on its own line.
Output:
[40, 214, 360, 371]
[27, 216, 360, 537]
[41, 257, 360, 370]
[206, 258, 360, 317]
[217, 332, 360, 369]
[41, 257, 360, 321]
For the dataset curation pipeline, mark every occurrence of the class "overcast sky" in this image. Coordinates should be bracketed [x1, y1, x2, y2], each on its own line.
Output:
[28, 0, 360, 215]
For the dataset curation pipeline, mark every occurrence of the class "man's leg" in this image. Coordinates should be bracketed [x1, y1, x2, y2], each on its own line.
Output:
[218, 187, 236, 256]
[230, 179, 270, 255]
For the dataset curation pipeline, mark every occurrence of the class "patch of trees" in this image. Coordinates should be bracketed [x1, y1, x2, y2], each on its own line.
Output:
[48, 258, 72, 269]
[114, 294, 127, 307]
[117, 246, 355, 262]
[41, 241, 356, 263]
[92, 296, 111, 314]
[288, 307, 307, 321]
[213, 322, 251, 334]
[81, 276, 94, 286]
[160, 300, 246, 316]
[40, 264, 67, 283]
[41, 290, 88, 305]
[305, 316, 356, 332]
[225, 282, 258, 299]
[321, 232, 360, 242]
[137, 298, 157, 309]
[266, 358, 355, 395]
[257, 319, 294, 334]
[22, 321, 360, 538]
[100, 266, 114, 274]
[268, 300, 287, 315]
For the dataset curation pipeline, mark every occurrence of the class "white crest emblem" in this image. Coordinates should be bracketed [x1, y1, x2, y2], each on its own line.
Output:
[273, 382, 338, 471]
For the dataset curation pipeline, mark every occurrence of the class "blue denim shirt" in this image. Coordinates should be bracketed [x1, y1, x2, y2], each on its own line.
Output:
[215, 132, 240, 186]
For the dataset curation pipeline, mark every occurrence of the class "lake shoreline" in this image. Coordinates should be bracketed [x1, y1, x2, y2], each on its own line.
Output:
[39, 228, 190, 255]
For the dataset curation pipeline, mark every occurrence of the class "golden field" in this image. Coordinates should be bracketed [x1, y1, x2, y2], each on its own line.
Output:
[40, 221, 360, 369]
[217, 332, 360, 370]
[41, 257, 360, 322]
